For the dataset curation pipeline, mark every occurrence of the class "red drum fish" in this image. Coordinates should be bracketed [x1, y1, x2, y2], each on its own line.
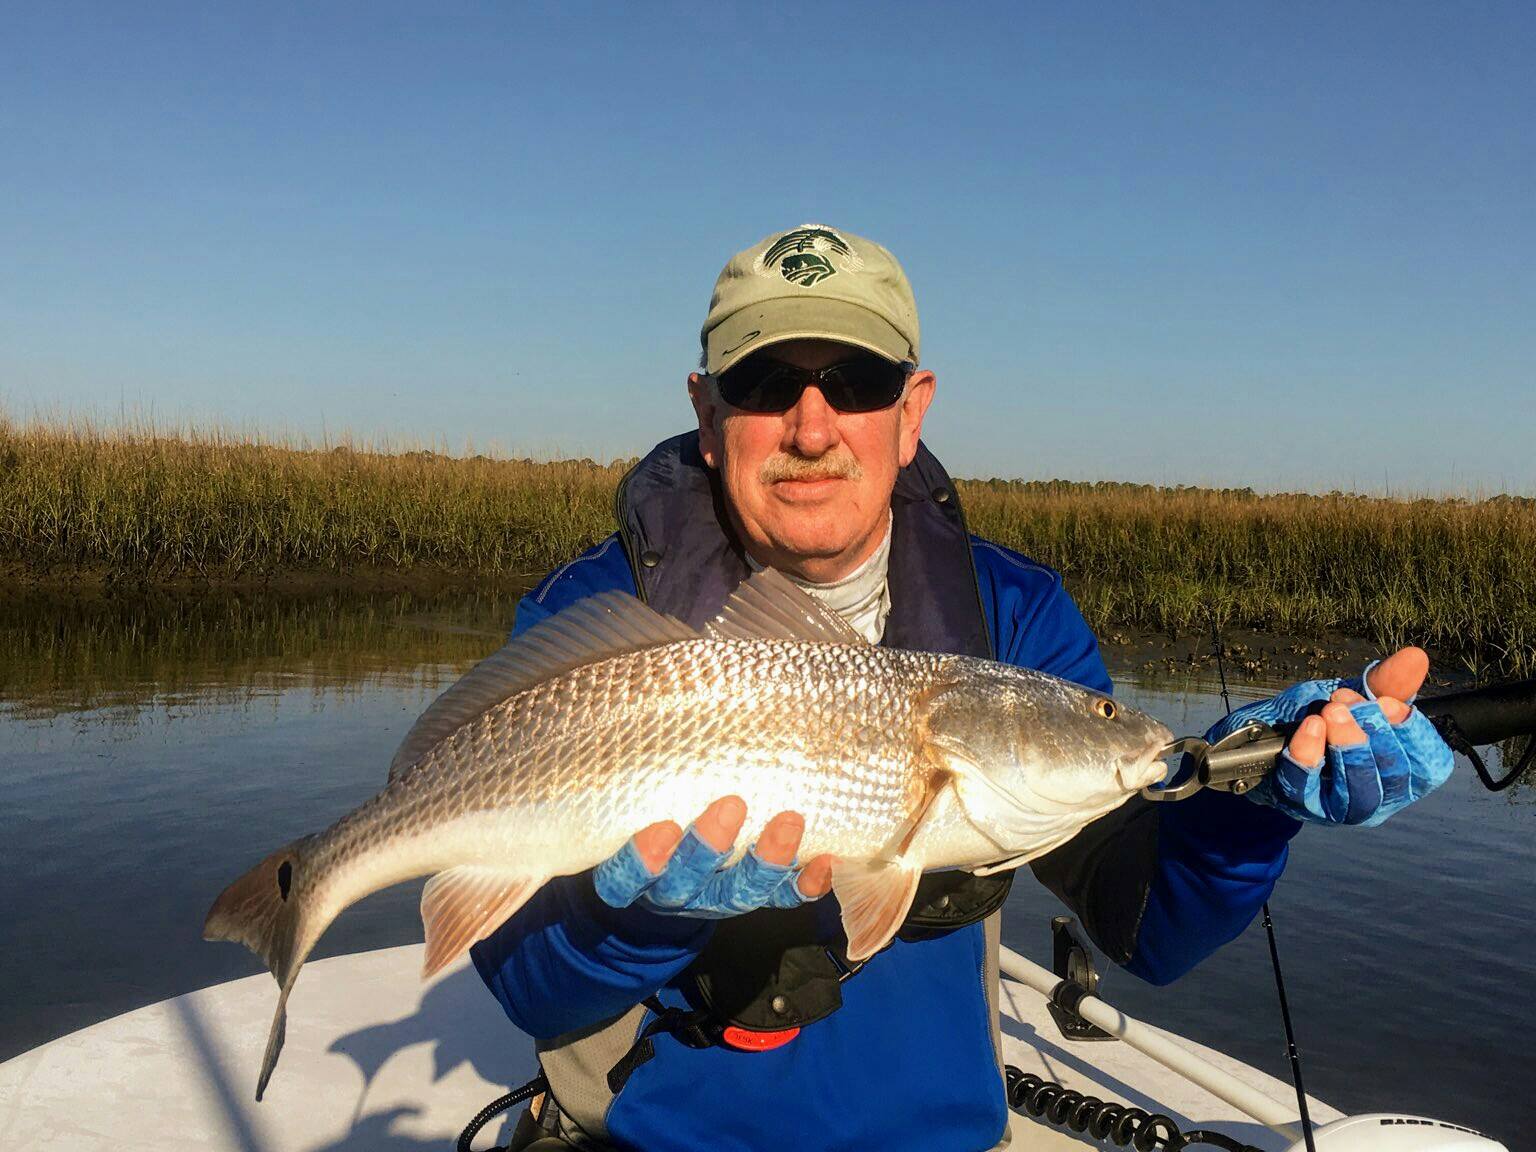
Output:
[205, 570, 1171, 1099]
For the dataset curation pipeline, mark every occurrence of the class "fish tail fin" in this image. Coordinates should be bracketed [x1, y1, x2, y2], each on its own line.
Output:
[203, 835, 327, 1100]
[203, 836, 313, 981]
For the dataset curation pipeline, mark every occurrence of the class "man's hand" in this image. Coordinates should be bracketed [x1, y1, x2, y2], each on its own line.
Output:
[592, 796, 836, 918]
[1209, 647, 1455, 826]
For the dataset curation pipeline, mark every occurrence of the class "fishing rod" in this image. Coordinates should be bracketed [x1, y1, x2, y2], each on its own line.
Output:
[1142, 677, 1536, 803]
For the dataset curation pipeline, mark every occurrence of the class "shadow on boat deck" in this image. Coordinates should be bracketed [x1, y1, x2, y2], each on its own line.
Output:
[176, 963, 528, 1152]
[322, 963, 532, 1150]
[325, 964, 519, 1098]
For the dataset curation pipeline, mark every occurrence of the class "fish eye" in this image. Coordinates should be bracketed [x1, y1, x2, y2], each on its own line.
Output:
[1093, 699, 1118, 721]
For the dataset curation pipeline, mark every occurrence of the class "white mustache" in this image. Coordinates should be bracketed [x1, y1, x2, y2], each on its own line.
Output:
[759, 452, 864, 484]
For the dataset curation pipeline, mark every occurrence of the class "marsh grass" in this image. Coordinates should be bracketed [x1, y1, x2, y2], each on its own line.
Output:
[1, 414, 617, 582]
[4, 417, 1533, 676]
[959, 479, 1536, 677]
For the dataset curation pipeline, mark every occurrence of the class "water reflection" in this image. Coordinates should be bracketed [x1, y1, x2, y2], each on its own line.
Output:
[0, 587, 523, 719]
[0, 587, 526, 1068]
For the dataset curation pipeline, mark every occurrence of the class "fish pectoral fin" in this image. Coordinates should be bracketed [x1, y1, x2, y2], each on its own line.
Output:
[420, 866, 546, 979]
[832, 857, 923, 963]
[878, 768, 951, 860]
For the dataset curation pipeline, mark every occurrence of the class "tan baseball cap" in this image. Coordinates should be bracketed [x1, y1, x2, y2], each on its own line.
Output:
[700, 224, 920, 376]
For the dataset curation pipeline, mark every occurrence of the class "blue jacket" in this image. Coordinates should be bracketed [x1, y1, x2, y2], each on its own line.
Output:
[472, 435, 1300, 1151]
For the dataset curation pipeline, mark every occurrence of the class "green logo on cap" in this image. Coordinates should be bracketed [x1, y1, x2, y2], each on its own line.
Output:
[761, 227, 854, 287]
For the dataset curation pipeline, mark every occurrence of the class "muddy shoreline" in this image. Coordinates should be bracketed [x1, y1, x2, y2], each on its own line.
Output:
[1, 570, 1483, 703]
[0, 563, 544, 598]
[1097, 626, 1476, 692]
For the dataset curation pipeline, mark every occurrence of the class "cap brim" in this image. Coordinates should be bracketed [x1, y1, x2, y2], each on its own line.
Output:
[705, 296, 914, 376]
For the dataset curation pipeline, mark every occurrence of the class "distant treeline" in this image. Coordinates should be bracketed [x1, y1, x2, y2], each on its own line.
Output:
[4, 418, 1532, 676]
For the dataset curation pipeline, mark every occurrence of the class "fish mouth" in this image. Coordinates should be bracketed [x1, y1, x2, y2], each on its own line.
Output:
[1117, 734, 1176, 792]
[1018, 746, 1170, 811]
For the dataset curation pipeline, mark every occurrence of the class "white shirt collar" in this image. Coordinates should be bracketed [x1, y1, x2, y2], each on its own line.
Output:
[747, 512, 893, 643]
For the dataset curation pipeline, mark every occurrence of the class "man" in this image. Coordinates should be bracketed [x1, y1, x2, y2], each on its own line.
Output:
[471, 224, 1453, 1150]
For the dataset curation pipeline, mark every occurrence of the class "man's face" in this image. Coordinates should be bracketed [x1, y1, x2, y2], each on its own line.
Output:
[688, 339, 937, 583]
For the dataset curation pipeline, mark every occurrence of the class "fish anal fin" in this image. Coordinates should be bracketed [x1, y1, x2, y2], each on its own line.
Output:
[832, 857, 923, 963]
[705, 568, 868, 646]
[420, 866, 545, 979]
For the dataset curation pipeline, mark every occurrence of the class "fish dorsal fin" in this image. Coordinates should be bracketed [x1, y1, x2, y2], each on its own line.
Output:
[388, 592, 697, 781]
[704, 568, 868, 646]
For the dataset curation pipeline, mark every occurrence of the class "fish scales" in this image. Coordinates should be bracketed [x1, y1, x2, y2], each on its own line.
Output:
[355, 637, 952, 873]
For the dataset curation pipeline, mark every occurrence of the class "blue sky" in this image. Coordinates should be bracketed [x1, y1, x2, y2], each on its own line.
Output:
[3, 2, 1532, 493]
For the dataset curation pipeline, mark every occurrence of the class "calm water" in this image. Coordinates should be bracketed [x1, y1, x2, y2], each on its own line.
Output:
[1, 591, 1532, 1147]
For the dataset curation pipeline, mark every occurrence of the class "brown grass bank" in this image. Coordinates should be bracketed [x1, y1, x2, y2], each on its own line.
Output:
[3, 418, 1532, 676]
[1, 417, 618, 586]
[961, 479, 1536, 678]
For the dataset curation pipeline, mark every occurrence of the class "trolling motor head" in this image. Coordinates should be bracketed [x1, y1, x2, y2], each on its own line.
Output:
[1282, 1114, 1508, 1152]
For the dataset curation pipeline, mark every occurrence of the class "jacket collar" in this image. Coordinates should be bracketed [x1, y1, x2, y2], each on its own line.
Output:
[614, 432, 991, 659]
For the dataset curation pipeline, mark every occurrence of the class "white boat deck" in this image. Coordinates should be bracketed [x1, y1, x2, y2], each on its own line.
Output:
[0, 944, 1336, 1150]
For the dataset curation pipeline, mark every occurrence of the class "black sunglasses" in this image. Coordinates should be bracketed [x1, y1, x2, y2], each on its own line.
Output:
[714, 352, 913, 414]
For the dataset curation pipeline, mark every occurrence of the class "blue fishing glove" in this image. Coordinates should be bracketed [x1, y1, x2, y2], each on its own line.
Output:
[1204, 664, 1454, 827]
[592, 824, 816, 918]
